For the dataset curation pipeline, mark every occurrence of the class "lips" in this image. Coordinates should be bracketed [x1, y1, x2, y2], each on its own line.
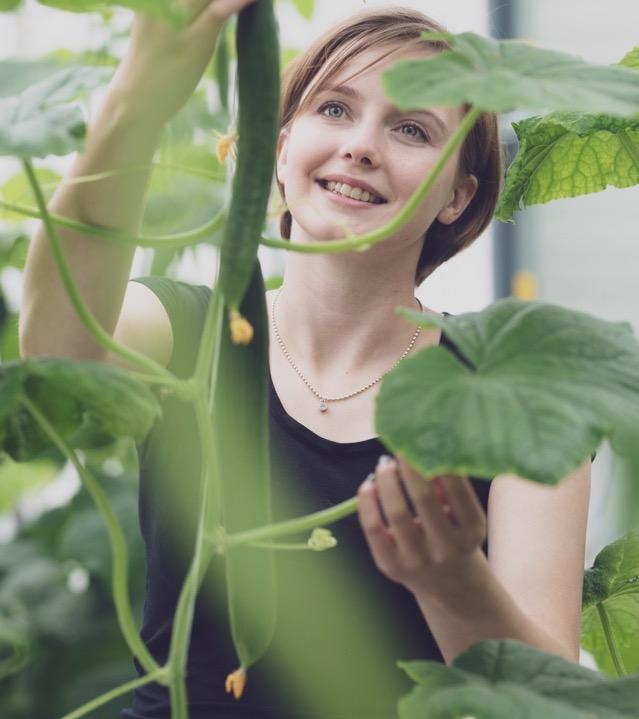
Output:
[317, 179, 386, 205]
[318, 175, 387, 203]
[316, 181, 383, 207]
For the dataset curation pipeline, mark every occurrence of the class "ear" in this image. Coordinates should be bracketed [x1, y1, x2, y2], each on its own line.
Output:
[436, 174, 478, 225]
[276, 127, 290, 185]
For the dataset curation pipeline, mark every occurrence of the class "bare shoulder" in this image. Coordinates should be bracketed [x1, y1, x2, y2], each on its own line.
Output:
[105, 281, 173, 370]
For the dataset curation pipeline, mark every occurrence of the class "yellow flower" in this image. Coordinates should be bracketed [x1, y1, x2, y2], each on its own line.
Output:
[229, 308, 254, 345]
[214, 128, 238, 165]
[225, 666, 246, 699]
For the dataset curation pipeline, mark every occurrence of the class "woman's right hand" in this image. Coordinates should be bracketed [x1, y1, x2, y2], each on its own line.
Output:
[111, 0, 258, 127]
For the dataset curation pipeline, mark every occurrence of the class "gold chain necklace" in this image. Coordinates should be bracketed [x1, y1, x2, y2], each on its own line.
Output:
[271, 285, 423, 413]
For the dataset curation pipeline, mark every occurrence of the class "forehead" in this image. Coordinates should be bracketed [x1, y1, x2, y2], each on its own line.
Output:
[297, 43, 459, 124]
[333, 44, 436, 82]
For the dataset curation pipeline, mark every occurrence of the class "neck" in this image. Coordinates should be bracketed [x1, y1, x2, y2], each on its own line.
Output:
[271, 254, 425, 392]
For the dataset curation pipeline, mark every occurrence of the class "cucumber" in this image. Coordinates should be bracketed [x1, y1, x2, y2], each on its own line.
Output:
[211, 260, 276, 698]
[219, 0, 280, 344]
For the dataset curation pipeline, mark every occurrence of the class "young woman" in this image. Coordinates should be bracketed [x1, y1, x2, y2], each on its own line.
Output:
[20, 2, 591, 717]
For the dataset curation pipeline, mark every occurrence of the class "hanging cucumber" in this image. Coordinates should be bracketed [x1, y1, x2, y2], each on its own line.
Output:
[212, 260, 277, 699]
[219, 0, 280, 344]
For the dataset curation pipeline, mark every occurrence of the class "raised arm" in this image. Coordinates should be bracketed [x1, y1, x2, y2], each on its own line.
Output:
[19, 0, 256, 366]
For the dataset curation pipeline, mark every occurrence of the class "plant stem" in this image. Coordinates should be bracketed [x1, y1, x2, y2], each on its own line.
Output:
[259, 106, 482, 254]
[618, 129, 639, 173]
[21, 159, 178, 383]
[245, 540, 332, 551]
[223, 496, 359, 549]
[193, 268, 224, 387]
[166, 393, 223, 718]
[37, 160, 224, 189]
[61, 666, 168, 719]
[1, 198, 227, 249]
[20, 395, 159, 676]
[596, 601, 627, 677]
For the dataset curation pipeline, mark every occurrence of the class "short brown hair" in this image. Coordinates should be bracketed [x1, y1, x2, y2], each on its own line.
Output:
[276, 6, 504, 286]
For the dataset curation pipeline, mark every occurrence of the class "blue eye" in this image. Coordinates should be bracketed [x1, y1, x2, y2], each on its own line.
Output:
[317, 101, 430, 143]
[319, 101, 346, 119]
[399, 122, 430, 142]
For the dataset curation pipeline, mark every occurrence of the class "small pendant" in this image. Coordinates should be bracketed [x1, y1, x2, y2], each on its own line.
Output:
[319, 399, 328, 413]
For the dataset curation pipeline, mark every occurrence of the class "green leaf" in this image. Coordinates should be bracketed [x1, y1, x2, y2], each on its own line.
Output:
[383, 32, 639, 116]
[0, 358, 161, 462]
[0, 311, 20, 361]
[398, 639, 639, 718]
[0, 456, 59, 513]
[0, 286, 5, 333]
[212, 20, 230, 111]
[0, 59, 63, 99]
[581, 531, 639, 676]
[1, 167, 60, 221]
[37, 0, 187, 26]
[212, 261, 277, 672]
[0, 65, 109, 159]
[377, 298, 639, 485]
[619, 46, 639, 69]
[0, 229, 29, 271]
[291, 0, 313, 20]
[0, 0, 22, 12]
[495, 113, 639, 221]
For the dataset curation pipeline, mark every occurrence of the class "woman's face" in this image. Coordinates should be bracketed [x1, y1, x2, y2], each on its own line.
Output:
[276, 44, 477, 250]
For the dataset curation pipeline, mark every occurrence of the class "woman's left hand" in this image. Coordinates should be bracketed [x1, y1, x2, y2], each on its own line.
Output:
[357, 453, 487, 600]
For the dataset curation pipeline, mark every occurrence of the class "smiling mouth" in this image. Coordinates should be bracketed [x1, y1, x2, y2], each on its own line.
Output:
[316, 180, 387, 205]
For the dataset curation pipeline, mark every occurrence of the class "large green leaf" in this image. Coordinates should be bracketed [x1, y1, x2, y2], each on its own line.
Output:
[582, 531, 639, 677]
[495, 113, 639, 221]
[0, 358, 161, 461]
[377, 299, 639, 485]
[0, 65, 109, 159]
[0, 59, 65, 99]
[496, 50, 639, 221]
[398, 639, 639, 718]
[383, 32, 639, 116]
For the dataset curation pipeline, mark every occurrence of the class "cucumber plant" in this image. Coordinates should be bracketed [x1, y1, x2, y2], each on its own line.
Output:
[1, 3, 639, 718]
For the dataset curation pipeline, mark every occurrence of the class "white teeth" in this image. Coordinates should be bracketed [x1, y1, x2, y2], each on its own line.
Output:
[324, 180, 381, 204]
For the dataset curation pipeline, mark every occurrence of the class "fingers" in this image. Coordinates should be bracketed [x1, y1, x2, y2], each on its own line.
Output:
[373, 457, 425, 554]
[396, 458, 460, 548]
[357, 478, 400, 577]
[436, 475, 487, 541]
[397, 455, 487, 552]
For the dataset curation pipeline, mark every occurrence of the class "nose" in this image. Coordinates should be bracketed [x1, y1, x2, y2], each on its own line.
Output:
[339, 120, 381, 167]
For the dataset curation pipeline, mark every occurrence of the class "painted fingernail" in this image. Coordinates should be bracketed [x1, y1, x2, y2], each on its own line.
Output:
[363, 472, 375, 485]
[377, 454, 394, 468]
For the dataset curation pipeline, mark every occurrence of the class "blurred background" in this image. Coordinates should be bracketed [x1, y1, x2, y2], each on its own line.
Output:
[0, 0, 637, 715]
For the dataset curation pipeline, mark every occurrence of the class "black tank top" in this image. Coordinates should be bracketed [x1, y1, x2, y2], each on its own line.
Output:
[121, 277, 491, 719]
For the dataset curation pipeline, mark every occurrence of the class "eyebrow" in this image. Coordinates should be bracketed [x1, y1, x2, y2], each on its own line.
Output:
[320, 84, 448, 134]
